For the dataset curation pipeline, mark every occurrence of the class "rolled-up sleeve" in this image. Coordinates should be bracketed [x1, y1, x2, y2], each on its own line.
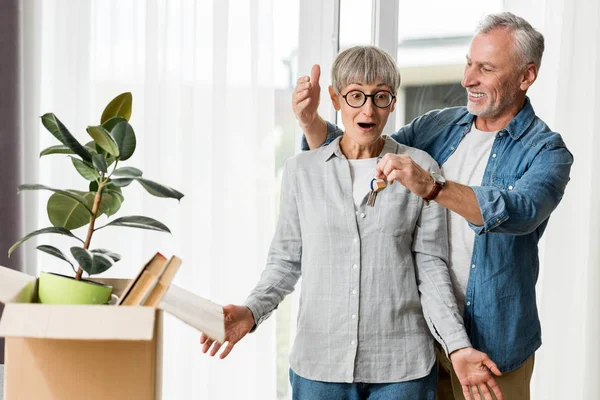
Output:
[469, 143, 573, 235]
[244, 160, 303, 329]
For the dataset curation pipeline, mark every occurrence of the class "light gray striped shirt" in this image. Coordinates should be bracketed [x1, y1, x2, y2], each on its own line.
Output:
[245, 136, 470, 383]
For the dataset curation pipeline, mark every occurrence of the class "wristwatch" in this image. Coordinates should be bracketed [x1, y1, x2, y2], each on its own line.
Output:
[423, 171, 446, 205]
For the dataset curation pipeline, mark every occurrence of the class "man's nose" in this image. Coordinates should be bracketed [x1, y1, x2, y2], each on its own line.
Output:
[462, 65, 478, 88]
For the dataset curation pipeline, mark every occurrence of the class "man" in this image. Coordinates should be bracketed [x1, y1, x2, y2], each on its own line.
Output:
[293, 12, 573, 400]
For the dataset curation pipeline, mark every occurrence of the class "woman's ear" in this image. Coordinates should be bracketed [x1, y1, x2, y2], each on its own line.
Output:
[329, 86, 341, 111]
[390, 95, 397, 113]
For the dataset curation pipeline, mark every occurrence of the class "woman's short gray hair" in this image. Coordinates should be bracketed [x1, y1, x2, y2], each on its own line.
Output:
[477, 12, 545, 70]
[331, 45, 401, 94]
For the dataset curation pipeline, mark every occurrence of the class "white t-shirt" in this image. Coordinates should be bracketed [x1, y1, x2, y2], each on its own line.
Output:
[347, 158, 378, 210]
[441, 123, 497, 311]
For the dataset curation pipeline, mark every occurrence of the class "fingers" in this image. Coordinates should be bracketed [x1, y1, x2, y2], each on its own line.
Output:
[219, 341, 236, 359]
[199, 332, 208, 344]
[376, 157, 395, 179]
[296, 75, 310, 85]
[293, 84, 312, 106]
[477, 383, 493, 400]
[201, 337, 215, 354]
[484, 359, 503, 376]
[462, 385, 473, 400]
[487, 378, 504, 400]
[209, 341, 223, 357]
[310, 64, 321, 88]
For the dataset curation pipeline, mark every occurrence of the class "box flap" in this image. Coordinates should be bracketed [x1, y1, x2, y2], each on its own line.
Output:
[0, 266, 37, 304]
[0, 303, 155, 341]
[158, 284, 225, 343]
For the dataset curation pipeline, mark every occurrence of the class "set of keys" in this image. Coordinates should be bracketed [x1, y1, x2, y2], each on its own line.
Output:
[366, 178, 387, 207]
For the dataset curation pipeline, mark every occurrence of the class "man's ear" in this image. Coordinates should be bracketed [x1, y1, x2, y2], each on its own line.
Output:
[329, 86, 341, 111]
[520, 63, 538, 91]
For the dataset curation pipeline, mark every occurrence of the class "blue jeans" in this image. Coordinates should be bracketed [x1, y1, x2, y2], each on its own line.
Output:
[289, 366, 437, 400]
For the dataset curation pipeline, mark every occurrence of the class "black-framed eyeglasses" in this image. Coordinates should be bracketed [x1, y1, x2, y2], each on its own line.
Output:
[342, 90, 396, 109]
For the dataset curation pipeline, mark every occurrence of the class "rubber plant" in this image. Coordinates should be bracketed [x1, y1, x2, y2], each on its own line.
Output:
[8, 92, 183, 281]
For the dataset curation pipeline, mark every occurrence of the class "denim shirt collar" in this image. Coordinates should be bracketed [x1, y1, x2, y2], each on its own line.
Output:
[456, 97, 536, 140]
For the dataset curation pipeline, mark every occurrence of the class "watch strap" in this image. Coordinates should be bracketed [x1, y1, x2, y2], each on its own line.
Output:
[423, 179, 443, 205]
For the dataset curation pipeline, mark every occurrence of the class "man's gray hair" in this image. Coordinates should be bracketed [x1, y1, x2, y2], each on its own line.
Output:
[477, 12, 545, 69]
[331, 45, 401, 94]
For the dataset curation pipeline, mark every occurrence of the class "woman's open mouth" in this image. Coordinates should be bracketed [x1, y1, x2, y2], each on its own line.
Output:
[357, 122, 376, 131]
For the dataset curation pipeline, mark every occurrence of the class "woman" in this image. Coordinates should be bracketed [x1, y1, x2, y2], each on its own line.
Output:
[200, 46, 501, 400]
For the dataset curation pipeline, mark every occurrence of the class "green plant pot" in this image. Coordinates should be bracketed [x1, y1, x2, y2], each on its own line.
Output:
[38, 272, 113, 305]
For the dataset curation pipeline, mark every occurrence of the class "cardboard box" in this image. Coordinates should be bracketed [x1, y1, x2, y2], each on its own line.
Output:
[0, 264, 224, 400]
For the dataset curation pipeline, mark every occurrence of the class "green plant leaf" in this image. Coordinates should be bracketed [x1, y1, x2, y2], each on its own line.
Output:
[92, 154, 108, 173]
[104, 181, 123, 192]
[100, 92, 132, 124]
[87, 126, 119, 157]
[103, 189, 124, 216]
[102, 116, 126, 132]
[47, 191, 112, 230]
[19, 184, 92, 214]
[106, 155, 116, 168]
[72, 247, 115, 276]
[110, 121, 136, 161]
[71, 157, 99, 181]
[112, 166, 142, 177]
[47, 192, 95, 230]
[84, 140, 101, 156]
[90, 253, 116, 275]
[40, 145, 75, 157]
[91, 248, 121, 262]
[8, 227, 83, 257]
[98, 192, 114, 217]
[96, 216, 171, 233]
[111, 178, 134, 187]
[70, 246, 93, 273]
[41, 113, 93, 162]
[36, 245, 76, 273]
[135, 178, 184, 201]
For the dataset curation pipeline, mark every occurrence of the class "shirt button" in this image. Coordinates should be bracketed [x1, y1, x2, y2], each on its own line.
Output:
[508, 185, 513, 190]
[492, 153, 497, 158]
[351, 314, 356, 319]
[352, 289, 357, 295]
[499, 131, 504, 137]
[471, 264, 476, 269]
[353, 238, 358, 243]
[360, 213, 365, 218]
[496, 218, 501, 223]
[450, 146, 455, 151]
[466, 301, 471, 306]
[351, 340, 356, 345]
[353, 265, 358, 270]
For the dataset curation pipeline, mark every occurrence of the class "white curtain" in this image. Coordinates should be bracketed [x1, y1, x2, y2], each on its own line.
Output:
[21, 0, 278, 398]
[505, 0, 600, 398]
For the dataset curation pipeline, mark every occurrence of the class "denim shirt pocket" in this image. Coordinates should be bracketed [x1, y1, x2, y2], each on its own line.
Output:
[375, 185, 418, 236]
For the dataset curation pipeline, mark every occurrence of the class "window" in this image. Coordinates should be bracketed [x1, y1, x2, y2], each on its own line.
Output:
[395, 0, 502, 127]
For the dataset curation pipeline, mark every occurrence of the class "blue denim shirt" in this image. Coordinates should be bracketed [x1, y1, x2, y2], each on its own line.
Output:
[303, 98, 574, 372]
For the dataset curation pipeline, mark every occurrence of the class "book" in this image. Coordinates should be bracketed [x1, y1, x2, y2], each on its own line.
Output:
[118, 252, 181, 307]
[116, 252, 225, 342]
